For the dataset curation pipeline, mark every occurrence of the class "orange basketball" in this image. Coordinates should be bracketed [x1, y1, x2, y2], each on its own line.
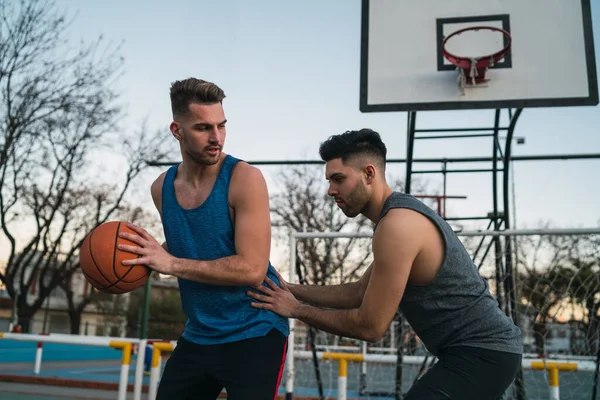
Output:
[80, 221, 150, 294]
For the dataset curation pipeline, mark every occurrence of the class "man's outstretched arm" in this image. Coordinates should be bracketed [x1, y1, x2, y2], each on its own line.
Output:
[287, 263, 373, 309]
[248, 210, 420, 342]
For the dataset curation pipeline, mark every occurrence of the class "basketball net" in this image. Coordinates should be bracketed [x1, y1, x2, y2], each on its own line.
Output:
[442, 26, 512, 96]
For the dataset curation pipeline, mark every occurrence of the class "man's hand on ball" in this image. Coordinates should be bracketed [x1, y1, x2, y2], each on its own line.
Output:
[118, 223, 175, 274]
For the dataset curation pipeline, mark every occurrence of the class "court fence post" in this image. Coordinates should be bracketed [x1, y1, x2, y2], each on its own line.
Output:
[285, 231, 297, 400]
[148, 341, 175, 400]
[530, 361, 578, 400]
[322, 352, 365, 400]
[34, 333, 49, 375]
[34, 342, 43, 374]
[133, 338, 147, 400]
[109, 341, 132, 400]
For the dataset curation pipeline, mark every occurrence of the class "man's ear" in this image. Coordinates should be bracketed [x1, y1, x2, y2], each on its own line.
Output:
[365, 164, 376, 184]
[170, 121, 182, 140]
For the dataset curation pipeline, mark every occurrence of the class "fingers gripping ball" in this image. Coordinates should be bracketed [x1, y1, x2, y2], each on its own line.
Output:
[80, 221, 150, 294]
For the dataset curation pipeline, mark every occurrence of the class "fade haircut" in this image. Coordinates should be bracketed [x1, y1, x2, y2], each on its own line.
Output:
[169, 78, 226, 118]
[319, 129, 387, 171]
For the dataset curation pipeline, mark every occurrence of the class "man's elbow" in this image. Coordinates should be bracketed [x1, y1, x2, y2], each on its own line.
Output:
[245, 264, 269, 287]
[358, 322, 388, 343]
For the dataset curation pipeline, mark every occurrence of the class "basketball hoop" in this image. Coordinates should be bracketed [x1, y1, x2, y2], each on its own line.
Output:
[442, 26, 512, 95]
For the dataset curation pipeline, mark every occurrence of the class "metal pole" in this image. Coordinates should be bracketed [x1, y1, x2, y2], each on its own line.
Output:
[295, 248, 324, 400]
[398, 110, 417, 399]
[414, 133, 495, 139]
[503, 108, 527, 400]
[491, 109, 505, 314]
[405, 111, 417, 194]
[139, 278, 151, 339]
[502, 108, 524, 319]
[442, 161, 447, 218]
[147, 152, 600, 167]
[414, 127, 509, 132]
[133, 338, 147, 400]
[285, 231, 297, 400]
[359, 341, 368, 395]
[293, 228, 600, 239]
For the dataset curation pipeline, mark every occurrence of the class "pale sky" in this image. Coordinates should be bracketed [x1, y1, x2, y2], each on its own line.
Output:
[2, 0, 599, 269]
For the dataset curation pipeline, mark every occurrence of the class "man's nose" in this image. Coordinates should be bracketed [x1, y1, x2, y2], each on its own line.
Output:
[327, 185, 337, 197]
[208, 127, 220, 142]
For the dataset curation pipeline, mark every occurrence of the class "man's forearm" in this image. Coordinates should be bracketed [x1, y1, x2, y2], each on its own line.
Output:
[289, 282, 361, 309]
[293, 304, 376, 342]
[169, 255, 263, 286]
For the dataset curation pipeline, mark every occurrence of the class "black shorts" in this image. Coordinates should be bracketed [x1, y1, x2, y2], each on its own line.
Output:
[156, 328, 288, 400]
[403, 346, 522, 400]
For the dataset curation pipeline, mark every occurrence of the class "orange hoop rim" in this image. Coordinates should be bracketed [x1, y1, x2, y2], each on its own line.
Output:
[442, 26, 512, 71]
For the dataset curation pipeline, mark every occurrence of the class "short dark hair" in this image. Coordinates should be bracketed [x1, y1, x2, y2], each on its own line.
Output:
[319, 129, 387, 168]
[169, 78, 226, 118]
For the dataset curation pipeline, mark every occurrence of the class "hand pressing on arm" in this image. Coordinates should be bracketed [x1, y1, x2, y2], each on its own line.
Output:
[248, 277, 301, 318]
[247, 209, 420, 342]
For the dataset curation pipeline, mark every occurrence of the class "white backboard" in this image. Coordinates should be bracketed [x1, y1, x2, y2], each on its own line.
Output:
[359, 0, 599, 112]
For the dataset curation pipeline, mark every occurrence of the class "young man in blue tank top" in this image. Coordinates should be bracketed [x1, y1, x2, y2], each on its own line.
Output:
[247, 129, 523, 399]
[117, 78, 289, 399]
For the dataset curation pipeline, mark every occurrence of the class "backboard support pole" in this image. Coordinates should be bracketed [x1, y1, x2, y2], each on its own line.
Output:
[405, 111, 417, 194]
[403, 107, 527, 400]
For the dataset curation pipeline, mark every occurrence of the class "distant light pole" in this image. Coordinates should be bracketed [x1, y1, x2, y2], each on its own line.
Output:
[500, 136, 526, 230]
[499, 135, 526, 300]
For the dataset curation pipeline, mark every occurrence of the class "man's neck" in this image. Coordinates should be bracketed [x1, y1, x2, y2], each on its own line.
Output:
[178, 153, 226, 188]
[363, 185, 393, 223]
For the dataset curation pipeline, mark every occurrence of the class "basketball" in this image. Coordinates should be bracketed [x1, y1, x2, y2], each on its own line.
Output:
[80, 221, 150, 294]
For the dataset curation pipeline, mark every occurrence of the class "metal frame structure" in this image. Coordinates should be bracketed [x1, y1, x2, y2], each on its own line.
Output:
[404, 108, 527, 399]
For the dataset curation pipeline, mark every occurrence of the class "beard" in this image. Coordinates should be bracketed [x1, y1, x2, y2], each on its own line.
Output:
[339, 180, 370, 218]
[186, 148, 221, 166]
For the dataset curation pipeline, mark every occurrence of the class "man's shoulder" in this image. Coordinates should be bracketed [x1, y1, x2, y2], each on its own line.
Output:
[229, 158, 266, 184]
[151, 170, 169, 193]
[376, 207, 427, 231]
[374, 207, 437, 246]
[227, 157, 268, 208]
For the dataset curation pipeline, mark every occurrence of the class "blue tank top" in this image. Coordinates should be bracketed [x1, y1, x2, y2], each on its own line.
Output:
[160, 154, 289, 345]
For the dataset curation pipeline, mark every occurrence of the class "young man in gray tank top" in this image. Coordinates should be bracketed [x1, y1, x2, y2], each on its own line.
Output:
[248, 129, 523, 399]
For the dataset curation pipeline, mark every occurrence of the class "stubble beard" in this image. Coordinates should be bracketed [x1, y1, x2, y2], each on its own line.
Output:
[341, 180, 370, 218]
[187, 148, 220, 166]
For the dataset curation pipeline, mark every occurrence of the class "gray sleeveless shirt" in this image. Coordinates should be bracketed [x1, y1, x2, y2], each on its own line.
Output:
[376, 192, 522, 356]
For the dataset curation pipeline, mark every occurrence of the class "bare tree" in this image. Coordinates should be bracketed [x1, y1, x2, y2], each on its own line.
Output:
[565, 235, 600, 355]
[515, 230, 600, 355]
[0, 0, 173, 331]
[2, 118, 170, 332]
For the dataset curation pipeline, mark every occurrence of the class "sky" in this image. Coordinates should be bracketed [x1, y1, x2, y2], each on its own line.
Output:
[2, 0, 600, 269]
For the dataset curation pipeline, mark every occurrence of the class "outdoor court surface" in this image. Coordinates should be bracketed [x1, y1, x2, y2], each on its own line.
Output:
[0, 341, 597, 399]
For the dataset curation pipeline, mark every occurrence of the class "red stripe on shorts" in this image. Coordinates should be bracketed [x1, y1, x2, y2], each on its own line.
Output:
[274, 337, 288, 400]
